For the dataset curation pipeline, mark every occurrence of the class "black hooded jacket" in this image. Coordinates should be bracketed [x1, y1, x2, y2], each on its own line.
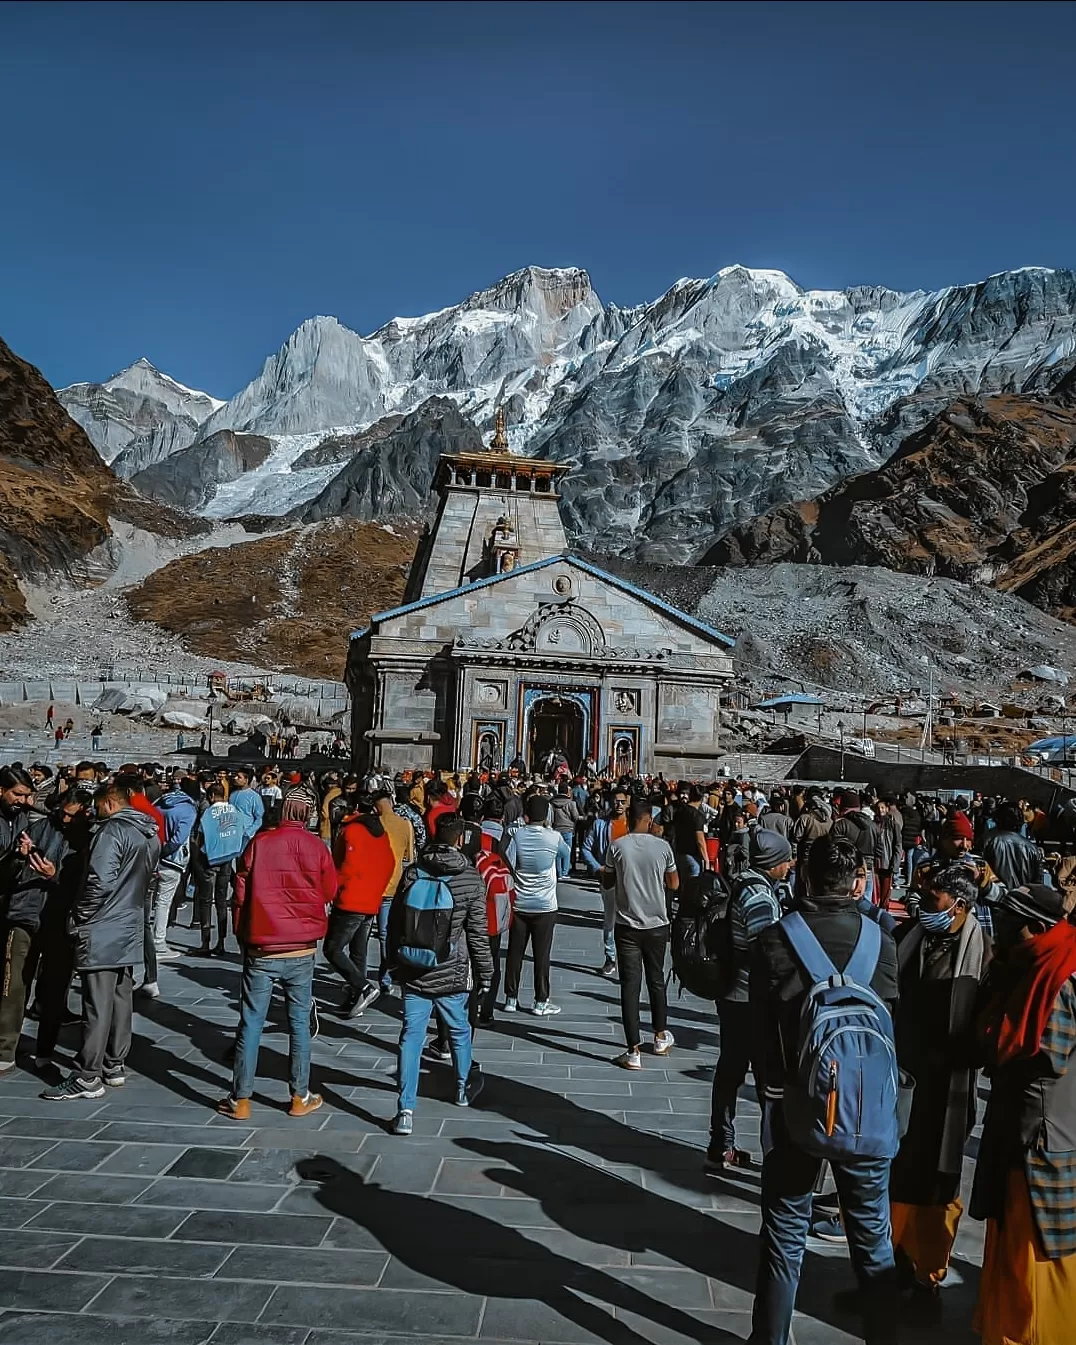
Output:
[387, 843, 493, 997]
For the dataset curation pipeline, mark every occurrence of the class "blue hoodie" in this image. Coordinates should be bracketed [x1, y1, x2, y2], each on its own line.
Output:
[230, 786, 265, 843]
[158, 789, 198, 866]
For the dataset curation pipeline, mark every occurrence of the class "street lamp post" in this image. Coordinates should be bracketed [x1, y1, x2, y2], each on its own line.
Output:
[207, 703, 214, 758]
[837, 719, 846, 781]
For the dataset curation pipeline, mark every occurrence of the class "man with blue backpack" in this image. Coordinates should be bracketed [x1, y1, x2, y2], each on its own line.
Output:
[190, 784, 246, 957]
[749, 835, 902, 1345]
[387, 812, 494, 1135]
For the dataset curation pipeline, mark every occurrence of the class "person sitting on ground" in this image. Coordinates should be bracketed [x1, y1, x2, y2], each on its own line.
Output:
[217, 793, 337, 1120]
[388, 813, 493, 1135]
[603, 799, 679, 1070]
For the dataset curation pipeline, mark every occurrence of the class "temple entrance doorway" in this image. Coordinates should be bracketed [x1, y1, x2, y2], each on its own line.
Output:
[528, 696, 584, 773]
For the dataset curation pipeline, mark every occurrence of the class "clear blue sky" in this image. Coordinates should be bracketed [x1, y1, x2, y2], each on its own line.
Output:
[3, 0, 1074, 397]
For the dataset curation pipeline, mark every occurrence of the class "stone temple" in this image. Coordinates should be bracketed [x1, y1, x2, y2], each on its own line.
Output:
[347, 413, 734, 776]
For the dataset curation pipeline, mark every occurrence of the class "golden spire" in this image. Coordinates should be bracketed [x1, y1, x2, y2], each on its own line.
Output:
[490, 406, 509, 452]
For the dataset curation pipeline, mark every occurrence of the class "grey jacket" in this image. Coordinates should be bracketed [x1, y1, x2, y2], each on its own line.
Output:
[74, 807, 161, 971]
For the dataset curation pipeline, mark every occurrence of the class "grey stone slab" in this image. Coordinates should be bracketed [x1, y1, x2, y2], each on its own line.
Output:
[216, 1244, 388, 1285]
[0, 1198, 45, 1229]
[0, 1268, 110, 1311]
[96, 1121, 254, 1146]
[479, 1296, 621, 1343]
[241, 1127, 364, 1152]
[31, 1172, 152, 1204]
[0, 1229, 81, 1269]
[261, 1283, 484, 1336]
[96, 1143, 189, 1176]
[0, 1170, 52, 1198]
[135, 1177, 290, 1211]
[90, 1274, 273, 1322]
[209, 1327, 309, 1345]
[24, 1201, 191, 1238]
[0, 1136, 60, 1168]
[0, 1117, 106, 1140]
[57, 1234, 233, 1277]
[172, 1210, 332, 1247]
[0, 1313, 218, 1344]
[318, 1215, 386, 1250]
[26, 1140, 120, 1171]
[364, 1149, 444, 1193]
[166, 1147, 247, 1180]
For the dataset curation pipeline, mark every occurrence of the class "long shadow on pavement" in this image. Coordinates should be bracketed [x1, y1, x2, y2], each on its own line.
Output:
[295, 1156, 739, 1345]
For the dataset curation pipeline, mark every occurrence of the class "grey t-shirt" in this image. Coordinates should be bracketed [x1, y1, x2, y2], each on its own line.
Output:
[609, 832, 677, 929]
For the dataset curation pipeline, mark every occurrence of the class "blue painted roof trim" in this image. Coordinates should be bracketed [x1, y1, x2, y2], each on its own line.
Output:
[349, 553, 734, 648]
[758, 693, 825, 708]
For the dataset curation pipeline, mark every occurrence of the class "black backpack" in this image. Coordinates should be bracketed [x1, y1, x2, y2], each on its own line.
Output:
[671, 870, 734, 1002]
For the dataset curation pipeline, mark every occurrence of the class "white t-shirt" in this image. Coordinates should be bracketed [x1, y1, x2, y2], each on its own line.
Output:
[609, 832, 677, 929]
[504, 824, 569, 913]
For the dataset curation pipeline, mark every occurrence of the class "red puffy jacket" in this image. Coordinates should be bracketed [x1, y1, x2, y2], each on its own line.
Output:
[233, 820, 335, 954]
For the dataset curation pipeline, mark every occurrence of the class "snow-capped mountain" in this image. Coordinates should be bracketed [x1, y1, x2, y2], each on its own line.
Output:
[58, 357, 223, 473]
[64, 264, 1076, 561]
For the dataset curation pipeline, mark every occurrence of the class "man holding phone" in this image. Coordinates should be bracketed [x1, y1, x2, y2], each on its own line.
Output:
[0, 766, 67, 1074]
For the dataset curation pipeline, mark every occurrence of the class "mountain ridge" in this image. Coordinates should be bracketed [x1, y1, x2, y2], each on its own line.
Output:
[59, 262, 1076, 562]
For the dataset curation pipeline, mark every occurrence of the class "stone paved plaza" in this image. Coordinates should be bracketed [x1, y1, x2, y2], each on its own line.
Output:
[0, 880, 983, 1344]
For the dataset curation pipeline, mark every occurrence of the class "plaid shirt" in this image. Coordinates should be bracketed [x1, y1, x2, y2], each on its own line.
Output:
[1025, 976, 1076, 1258]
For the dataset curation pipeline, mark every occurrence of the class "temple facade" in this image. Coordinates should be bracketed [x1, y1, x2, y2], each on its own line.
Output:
[347, 414, 734, 776]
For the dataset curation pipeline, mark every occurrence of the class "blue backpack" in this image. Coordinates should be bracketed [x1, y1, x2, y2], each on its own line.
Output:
[200, 803, 245, 866]
[780, 911, 900, 1161]
[397, 869, 455, 971]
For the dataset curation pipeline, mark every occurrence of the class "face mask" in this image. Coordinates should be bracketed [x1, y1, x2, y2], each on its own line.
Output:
[919, 905, 956, 934]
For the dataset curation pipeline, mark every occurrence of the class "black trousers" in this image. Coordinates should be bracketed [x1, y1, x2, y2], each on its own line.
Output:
[0, 925, 33, 1064]
[76, 967, 133, 1079]
[324, 909, 375, 995]
[142, 872, 158, 985]
[197, 863, 232, 945]
[505, 911, 556, 1003]
[34, 920, 75, 1059]
[613, 923, 669, 1049]
[711, 998, 753, 1151]
[436, 933, 502, 1050]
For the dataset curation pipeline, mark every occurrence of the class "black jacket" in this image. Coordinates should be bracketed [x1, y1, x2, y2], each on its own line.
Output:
[74, 807, 161, 971]
[750, 895, 899, 1102]
[983, 828, 1042, 890]
[0, 805, 71, 933]
[388, 843, 493, 998]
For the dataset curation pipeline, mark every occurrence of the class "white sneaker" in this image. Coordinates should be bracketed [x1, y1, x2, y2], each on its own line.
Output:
[503, 998, 518, 1013]
[138, 982, 160, 999]
[532, 1002, 562, 1017]
[653, 1030, 675, 1056]
[614, 1049, 643, 1070]
[0, 1060, 16, 1073]
[155, 946, 181, 961]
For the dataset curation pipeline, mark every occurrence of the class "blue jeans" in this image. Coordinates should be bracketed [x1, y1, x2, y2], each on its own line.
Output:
[233, 952, 314, 1101]
[398, 990, 471, 1112]
[556, 831, 573, 879]
[377, 898, 392, 989]
[751, 1107, 898, 1345]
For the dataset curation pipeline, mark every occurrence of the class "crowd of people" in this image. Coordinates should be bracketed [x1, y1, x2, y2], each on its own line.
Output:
[0, 755, 1074, 1344]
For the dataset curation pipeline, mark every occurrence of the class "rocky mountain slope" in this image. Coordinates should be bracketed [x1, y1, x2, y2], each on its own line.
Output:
[0, 337, 205, 631]
[59, 357, 222, 472]
[703, 393, 1076, 621]
[127, 520, 416, 675]
[130, 429, 273, 512]
[64, 264, 1076, 562]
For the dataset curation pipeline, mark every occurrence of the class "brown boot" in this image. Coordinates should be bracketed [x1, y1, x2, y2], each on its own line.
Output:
[288, 1091, 324, 1118]
[216, 1096, 251, 1120]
